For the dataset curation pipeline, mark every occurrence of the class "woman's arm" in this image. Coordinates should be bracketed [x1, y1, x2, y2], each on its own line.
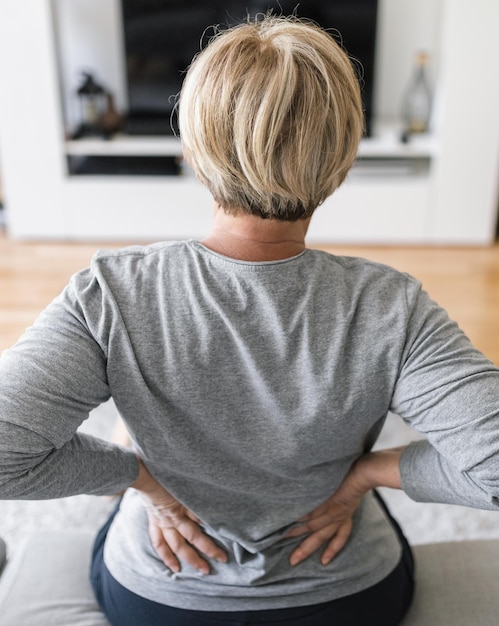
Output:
[0, 424, 139, 499]
[392, 286, 499, 508]
[0, 270, 138, 499]
[289, 286, 499, 567]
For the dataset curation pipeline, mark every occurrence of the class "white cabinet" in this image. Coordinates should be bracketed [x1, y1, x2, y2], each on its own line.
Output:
[0, 0, 498, 243]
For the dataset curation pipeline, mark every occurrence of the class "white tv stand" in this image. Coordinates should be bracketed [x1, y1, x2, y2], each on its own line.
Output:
[60, 124, 436, 243]
[0, 0, 498, 244]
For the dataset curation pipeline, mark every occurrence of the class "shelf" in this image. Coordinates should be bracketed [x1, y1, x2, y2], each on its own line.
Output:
[64, 121, 438, 161]
[358, 121, 438, 159]
[65, 135, 183, 157]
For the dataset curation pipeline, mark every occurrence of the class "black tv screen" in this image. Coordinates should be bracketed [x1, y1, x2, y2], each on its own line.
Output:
[121, 0, 378, 136]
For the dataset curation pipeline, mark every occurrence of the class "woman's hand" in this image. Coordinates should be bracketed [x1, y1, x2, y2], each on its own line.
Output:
[286, 465, 366, 566]
[287, 447, 405, 567]
[131, 458, 227, 574]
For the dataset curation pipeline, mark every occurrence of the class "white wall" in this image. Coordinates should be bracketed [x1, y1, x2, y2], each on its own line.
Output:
[53, 0, 444, 133]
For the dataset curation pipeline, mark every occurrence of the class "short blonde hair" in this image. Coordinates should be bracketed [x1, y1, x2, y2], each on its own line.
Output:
[179, 15, 364, 221]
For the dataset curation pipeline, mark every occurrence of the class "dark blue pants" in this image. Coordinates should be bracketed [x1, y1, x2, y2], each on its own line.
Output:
[90, 493, 414, 626]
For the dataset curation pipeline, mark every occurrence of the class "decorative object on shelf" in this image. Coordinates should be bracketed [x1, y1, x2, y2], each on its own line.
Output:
[74, 72, 107, 138]
[400, 51, 432, 143]
[99, 91, 123, 139]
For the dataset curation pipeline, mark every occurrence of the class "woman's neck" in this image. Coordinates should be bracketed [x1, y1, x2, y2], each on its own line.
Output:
[200, 204, 311, 262]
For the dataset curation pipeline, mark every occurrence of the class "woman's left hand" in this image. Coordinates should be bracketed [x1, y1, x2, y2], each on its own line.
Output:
[285, 473, 365, 567]
[131, 457, 227, 574]
[286, 447, 405, 567]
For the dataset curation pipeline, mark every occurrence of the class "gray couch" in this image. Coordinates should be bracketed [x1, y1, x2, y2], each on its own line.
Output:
[0, 531, 498, 625]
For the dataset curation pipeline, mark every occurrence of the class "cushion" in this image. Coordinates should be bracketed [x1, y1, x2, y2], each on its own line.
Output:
[0, 532, 499, 625]
[0, 531, 109, 626]
[402, 539, 499, 625]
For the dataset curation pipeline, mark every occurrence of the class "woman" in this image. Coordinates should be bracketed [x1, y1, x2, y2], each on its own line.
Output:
[1, 16, 498, 626]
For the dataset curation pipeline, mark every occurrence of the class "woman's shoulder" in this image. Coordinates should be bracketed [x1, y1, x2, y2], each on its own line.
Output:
[86, 240, 200, 279]
[92, 240, 189, 264]
[307, 249, 421, 292]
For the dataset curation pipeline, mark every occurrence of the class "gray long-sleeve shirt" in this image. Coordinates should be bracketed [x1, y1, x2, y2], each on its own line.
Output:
[0, 241, 498, 610]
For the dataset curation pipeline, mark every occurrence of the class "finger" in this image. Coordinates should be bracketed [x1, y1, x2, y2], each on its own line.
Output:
[285, 520, 324, 538]
[321, 520, 353, 565]
[176, 519, 228, 564]
[285, 524, 310, 539]
[186, 510, 203, 524]
[162, 527, 211, 574]
[289, 524, 337, 566]
[285, 512, 336, 538]
[148, 518, 180, 573]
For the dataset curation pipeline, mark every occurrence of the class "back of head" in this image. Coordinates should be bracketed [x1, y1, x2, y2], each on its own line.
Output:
[179, 15, 364, 221]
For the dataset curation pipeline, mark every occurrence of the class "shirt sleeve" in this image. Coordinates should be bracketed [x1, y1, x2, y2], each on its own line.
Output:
[391, 282, 499, 510]
[0, 267, 139, 499]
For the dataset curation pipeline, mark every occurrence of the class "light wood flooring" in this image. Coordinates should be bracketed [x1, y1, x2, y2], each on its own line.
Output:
[1, 232, 498, 365]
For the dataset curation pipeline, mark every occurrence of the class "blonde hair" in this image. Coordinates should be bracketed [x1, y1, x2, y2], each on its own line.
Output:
[179, 15, 364, 221]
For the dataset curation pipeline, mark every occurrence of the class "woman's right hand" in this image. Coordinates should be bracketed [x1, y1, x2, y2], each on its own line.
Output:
[131, 457, 227, 574]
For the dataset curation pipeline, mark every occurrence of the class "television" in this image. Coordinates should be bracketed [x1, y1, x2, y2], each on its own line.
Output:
[120, 0, 378, 137]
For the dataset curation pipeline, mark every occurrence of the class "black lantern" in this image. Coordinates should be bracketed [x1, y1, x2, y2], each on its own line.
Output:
[75, 72, 106, 138]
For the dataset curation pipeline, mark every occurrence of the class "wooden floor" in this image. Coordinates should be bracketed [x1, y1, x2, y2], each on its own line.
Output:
[1, 231, 498, 365]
